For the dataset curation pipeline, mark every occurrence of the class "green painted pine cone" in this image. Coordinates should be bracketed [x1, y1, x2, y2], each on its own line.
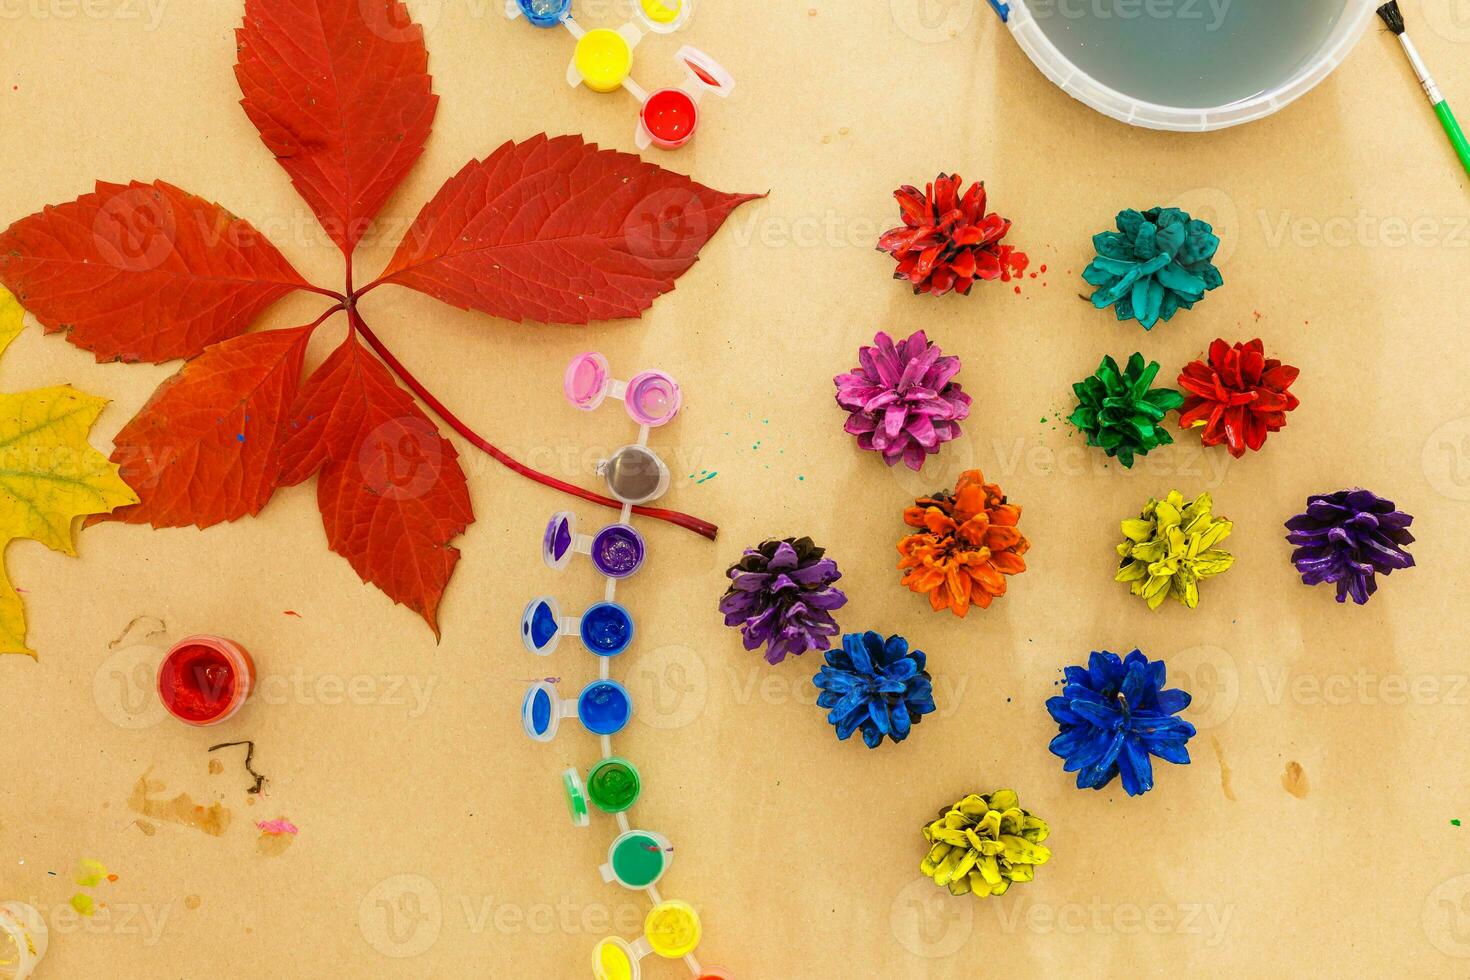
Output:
[1069, 353, 1184, 468]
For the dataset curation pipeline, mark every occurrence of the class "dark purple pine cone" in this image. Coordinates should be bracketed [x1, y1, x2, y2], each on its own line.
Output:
[1285, 489, 1415, 605]
[719, 537, 847, 665]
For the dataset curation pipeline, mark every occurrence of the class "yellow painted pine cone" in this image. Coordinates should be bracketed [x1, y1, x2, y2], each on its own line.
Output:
[1115, 490, 1234, 610]
[920, 789, 1050, 898]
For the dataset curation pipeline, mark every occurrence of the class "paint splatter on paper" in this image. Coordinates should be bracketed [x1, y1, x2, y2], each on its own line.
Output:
[256, 817, 298, 857]
[129, 771, 232, 837]
[1281, 761, 1309, 799]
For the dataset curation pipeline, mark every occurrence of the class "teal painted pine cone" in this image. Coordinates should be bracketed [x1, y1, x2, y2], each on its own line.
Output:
[1084, 207, 1223, 330]
[1069, 353, 1184, 468]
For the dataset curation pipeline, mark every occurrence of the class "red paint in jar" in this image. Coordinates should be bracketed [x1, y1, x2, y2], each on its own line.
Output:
[642, 88, 699, 149]
[157, 635, 255, 726]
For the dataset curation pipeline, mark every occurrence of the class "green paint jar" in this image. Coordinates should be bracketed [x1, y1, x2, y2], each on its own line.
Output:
[588, 758, 641, 814]
[601, 830, 672, 890]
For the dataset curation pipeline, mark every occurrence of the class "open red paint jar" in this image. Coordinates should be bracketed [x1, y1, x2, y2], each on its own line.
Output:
[157, 635, 255, 726]
[641, 88, 699, 149]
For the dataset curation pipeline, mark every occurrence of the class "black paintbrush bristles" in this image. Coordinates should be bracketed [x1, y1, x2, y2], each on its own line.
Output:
[1377, 1, 1405, 35]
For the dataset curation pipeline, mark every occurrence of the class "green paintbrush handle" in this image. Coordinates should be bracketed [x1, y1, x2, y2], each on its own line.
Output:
[1434, 99, 1470, 178]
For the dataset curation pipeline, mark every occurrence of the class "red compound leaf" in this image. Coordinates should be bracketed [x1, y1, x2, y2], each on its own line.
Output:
[108, 324, 317, 529]
[0, 180, 309, 363]
[370, 134, 762, 323]
[235, 0, 438, 255]
[279, 329, 473, 634]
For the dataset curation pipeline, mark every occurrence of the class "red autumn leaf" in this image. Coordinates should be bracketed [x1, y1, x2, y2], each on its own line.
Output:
[372, 134, 762, 323]
[278, 331, 473, 633]
[108, 325, 314, 528]
[0, 180, 308, 363]
[235, 0, 437, 255]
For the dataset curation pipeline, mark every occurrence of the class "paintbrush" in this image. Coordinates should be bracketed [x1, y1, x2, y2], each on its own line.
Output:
[1377, 1, 1470, 178]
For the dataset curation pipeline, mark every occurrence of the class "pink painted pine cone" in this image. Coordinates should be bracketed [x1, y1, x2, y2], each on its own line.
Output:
[834, 330, 970, 471]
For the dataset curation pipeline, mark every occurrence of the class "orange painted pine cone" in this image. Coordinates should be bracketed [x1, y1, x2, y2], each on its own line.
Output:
[897, 470, 1029, 617]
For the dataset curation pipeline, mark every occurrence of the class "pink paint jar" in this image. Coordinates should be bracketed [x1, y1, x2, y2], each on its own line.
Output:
[157, 635, 255, 726]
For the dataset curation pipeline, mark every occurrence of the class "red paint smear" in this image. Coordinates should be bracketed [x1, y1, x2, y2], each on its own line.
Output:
[283, 610, 301, 618]
[1014, 285, 1021, 295]
[1040, 264, 1048, 273]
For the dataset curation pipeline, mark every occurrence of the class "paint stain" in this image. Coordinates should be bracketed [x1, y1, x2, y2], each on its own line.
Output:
[283, 610, 301, 618]
[1281, 761, 1309, 799]
[208, 759, 224, 775]
[131, 820, 157, 837]
[75, 859, 108, 887]
[184, 895, 201, 910]
[256, 818, 297, 857]
[1453, 819, 1462, 827]
[128, 771, 232, 837]
[108, 614, 165, 650]
[1209, 736, 1237, 801]
[70, 894, 96, 917]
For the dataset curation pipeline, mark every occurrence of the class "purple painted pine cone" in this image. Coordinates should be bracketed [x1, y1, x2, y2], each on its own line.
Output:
[1284, 489, 1415, 605]
[834, 329, 970, 471]
[719, 537, 847, 664]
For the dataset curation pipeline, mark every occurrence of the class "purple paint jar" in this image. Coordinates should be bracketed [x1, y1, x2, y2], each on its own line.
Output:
[591, 524, 646, 579]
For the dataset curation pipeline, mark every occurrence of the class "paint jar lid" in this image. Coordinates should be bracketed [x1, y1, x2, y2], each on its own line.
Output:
[522, 680, 563, 742]
[521, 595, 563, 655]
[598, 445, 670, 505]
[578, 679, 633, 735]
[564, 352, 612, 411]
[677, 45, 733, 96]
[635, 0, 692, 33]
[624, 370, 682, 426]
[591, 524, 646, 579]
[512, 0, 572, 28]
[543, 511, 577, 570]
[588, 757, 642, 813]
[592, 936, 642, 980]
[562, 767, 590, 828]
[601, 829, 673, 889]
[579, 602, 636, 657]
[644, 900, 702, 958]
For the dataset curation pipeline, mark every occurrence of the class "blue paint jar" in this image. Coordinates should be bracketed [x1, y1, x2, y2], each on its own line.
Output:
[516, 0, 571, 28]
[579, 602, 634, 657]
[577, 680, 632, 735]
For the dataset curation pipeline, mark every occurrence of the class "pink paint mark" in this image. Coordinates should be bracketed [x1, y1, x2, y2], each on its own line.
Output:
[256, 819, 298, 836]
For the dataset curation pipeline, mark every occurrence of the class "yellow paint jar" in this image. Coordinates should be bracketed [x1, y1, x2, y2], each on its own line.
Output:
[639, 0, 681, 26]
[592, 936, 639, 980]
[644, 900, 702, 959]
[574, 29, 633, 93]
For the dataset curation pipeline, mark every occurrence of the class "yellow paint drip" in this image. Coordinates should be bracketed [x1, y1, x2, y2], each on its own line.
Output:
[644, 900, 701, 958]
[639, 0, 681, 24]
[574, 29, 632, 93]
[593, 938, 634, 980]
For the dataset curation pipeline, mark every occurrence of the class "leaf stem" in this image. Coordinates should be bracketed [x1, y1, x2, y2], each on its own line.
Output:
[348, 310, 718, 541]
[302, 283, 348, 302]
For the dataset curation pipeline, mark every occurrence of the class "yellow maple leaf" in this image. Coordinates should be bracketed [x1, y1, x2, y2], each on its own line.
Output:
[0, 286, 138, 657]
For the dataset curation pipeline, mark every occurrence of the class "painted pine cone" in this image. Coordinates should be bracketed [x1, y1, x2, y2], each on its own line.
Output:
[878, 174, 1028, 297]
[834, 329, 970, 471]
[719, 537, 847, 664]
[1069, 353, 1184, 468]
[1285, 489, 1414, 604]
[1047, 649, 1195, 797]
[1116, 490, 1234, 609]
[897, 469, 1028, 617]
[1178, 338, 1300, 457]
[920, 790, 1051, 898]
[813, 631, 935, 748]
[1084, 207, 1223, 330]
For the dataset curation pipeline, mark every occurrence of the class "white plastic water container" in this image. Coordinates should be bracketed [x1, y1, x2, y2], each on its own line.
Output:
[995, 0, 1377, 131]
